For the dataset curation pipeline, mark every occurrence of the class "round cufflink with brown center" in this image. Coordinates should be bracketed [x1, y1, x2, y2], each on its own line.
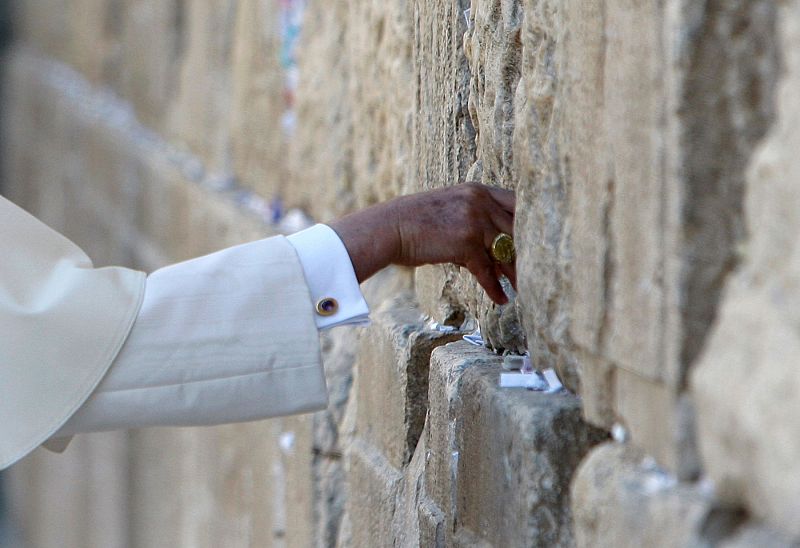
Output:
[316, 297, 339, 316]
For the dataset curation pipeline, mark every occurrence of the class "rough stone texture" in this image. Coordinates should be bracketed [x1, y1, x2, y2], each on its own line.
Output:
[691, 0, 800, 539]
[344, 300, 461, 546]
[572, 442, 798, 548]
[5, 0, 800, 546]
[351, 295, 463, 469]
[229, 0, 290, 200]
[572, 442, 729, 548]
[345, 340, 605, 547]
[286, 0, 415, 221]
[511, 0, 777, 475]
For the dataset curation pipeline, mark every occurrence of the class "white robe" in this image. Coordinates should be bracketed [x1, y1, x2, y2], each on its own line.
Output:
[0, 195, 144, 469]
[0, 197, 354, 470]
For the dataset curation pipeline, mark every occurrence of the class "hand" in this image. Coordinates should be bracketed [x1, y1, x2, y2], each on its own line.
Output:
[328, 183, 516, 304]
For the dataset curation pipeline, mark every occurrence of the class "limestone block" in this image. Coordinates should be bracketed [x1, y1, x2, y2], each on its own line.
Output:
[572, 443, 716, 548]
[464, 0, 523, 187]
[68, 0, 126, 87]
[412, 0, 475, 192]
[691, 1, 800, 537]
[130, 420, 313, 548]
[6, 433, 129, 548]
[347, 0, 414, 207]
[668, 0, 779, 374]
[312, 268, 413, 548]
[289, 0, 417, 219]
[353, 294, 462, 469]
[12, 1, 127, 87]
[427, 341, 606, 547]
[512, 0, 579, 389]
[11, 0, 72, 62]
[118, 0, 184, 132]
[720, 525, 799, 548]
[286, 0, 354, 220]
[392, 421, 447, 548]
[416, 0, 543, 332]
[560, 1, 610, 359]
[345, 438, 404, 548]
[229, 0, 289, 200]
[600, 0, 667, 382]
[167, 1, 237, 175]
[575, 350, 615, 430]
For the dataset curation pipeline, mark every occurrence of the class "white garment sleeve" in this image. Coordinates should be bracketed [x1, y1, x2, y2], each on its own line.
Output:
[287, 224, 370, 329]
[50, 228, 369, 439]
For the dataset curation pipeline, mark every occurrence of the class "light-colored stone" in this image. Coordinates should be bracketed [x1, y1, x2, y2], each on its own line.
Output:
[344, 438, 404, 548]
[229, 0, 289, 199]
[426, 341, 606, 547]
[167, 1, 237, 175]
[118, 0, 184, 132]
[353, 293, 462, 469]
[691, 0, 800, 538]
[572, 443, 715, 548]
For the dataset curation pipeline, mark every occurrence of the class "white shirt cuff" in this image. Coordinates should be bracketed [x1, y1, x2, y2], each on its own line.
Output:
[287, 224, 370, 329]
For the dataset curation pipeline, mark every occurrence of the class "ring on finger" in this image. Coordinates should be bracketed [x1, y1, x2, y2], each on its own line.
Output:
[490, 233, 515, 264]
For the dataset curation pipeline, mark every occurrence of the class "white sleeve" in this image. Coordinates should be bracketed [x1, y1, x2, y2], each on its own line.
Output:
[48, 227, 369, 440]
[50, 236, 331, 439]
[287, 223, 370, 329]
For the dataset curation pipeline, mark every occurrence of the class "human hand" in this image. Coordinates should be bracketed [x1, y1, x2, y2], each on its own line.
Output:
[328, 183, 516, 304]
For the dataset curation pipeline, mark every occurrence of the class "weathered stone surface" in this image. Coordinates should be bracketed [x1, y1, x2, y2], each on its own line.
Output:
[425, 341, 607, 547]
[353, 294, 462, 469]
[692, 3, 800, 536]
[118, 0, 184, 132]
[720, 525, 799, 548]
[572, 443, 717, 548]
[6, 433, 129, 548]
[344, 438, 404, 548]
[411, 0, 480, 325]
[6, 0, 800, 545]
[166, 1, 237, 175]
[229, 0, 289, 200]
[285, 0, 355, 220]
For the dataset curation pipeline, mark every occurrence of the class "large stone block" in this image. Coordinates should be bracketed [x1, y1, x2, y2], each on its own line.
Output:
[513, 0, 574, 386]
[345, 438, 404, 548]
[690, 1, 800, 538]
[166, 1, 237, 175]
[118, 0, 184, 132]
[7, 433, 129, 548]
[228, 0, 288, 200]
[347, 0, 414, 207]
[410, 0, 482, 324]
[511, 0, 779, 476]
[354, 294, 462, 469]
[427, 341, 607, 547]
[572, 443, 719, 548]
[285, 0, 359, 221]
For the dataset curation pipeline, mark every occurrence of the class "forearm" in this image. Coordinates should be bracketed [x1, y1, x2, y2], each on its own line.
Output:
[328, 201, 402, 283]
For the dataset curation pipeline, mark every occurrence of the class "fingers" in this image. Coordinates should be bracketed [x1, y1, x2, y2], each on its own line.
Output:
[486, 186, 516, 213]
[467, 254, 509, 305]
[490, 205, 514, 236]
[499, 261, 517, 290]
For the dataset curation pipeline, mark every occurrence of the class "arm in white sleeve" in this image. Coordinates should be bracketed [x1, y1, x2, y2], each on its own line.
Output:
[287, 224, 370, 329]
[50, 227, 369, 439]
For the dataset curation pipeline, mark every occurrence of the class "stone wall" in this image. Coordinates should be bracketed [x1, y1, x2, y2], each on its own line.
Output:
[3, 0, 800, 546]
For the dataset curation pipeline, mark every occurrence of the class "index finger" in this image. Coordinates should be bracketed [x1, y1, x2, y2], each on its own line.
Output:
[487, 187, 515, 213]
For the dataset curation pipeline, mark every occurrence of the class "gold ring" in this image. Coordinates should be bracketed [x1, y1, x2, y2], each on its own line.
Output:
[490, 233, 515, 264]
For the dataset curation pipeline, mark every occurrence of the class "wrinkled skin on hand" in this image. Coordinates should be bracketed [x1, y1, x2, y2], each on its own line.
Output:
[329, 183, 516, 304]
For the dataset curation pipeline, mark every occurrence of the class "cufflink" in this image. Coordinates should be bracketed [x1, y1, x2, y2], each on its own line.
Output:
[316, 297, 339, 316]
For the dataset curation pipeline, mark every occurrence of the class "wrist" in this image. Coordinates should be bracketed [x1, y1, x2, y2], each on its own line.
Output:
[328, 202, 401, 283]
